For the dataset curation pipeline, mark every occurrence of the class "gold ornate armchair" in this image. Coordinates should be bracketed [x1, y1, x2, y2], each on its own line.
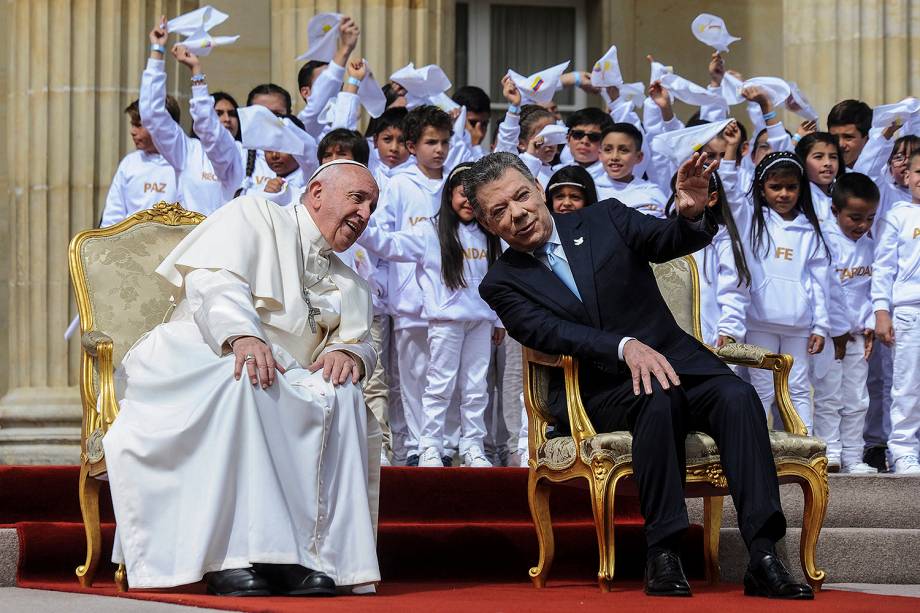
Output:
[68, 202, 205, 590]
[523, 255, 828, 592]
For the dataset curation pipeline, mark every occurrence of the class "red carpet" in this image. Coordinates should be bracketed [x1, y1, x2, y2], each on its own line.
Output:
[3, 466, 915, 611]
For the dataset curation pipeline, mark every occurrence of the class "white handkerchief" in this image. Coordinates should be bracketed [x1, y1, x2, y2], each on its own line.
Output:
[350, 61, 387, 118]
[507, 61, 570, 105]
[649, 60, 673, 84]
[650, 119, 734, 167]
[720, 72, 745, 106]
[430, 92, 461, 113]
[536, 124, 568, 147]
[181, 31, 239, 57]
[740, 77, 791, 109]
[660, 72, 722, 107]
[390, 63, 453, 109]
[872, 97, 920, 129]
[591, 46, 623, 88]
[167, 5, 229, 37]
[238, 105, 307, 156]
[618, 82, 646, 109]
[691, 13, 741, 52]
[788, 82, 819, 122]
[295, 13, 343, 63]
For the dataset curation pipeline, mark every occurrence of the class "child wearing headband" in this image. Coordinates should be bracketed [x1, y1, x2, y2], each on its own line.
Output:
[356, 163, 504, 468]
[737, 151, 831, 433]
[544, 166, 598, 214]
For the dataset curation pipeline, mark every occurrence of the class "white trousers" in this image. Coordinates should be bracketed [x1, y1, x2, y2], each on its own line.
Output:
[747, 331, 813, 433]
[812, 337, 870, 466]
[419, 320, 492, 455]
[364, 315, 390, 450]
[394, 323, 428, 458]
[889, 305, 920, 461]
[501, 337, 525, 453]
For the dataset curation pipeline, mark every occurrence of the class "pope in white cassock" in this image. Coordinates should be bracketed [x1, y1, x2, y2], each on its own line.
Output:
[102, 159, 383, 597]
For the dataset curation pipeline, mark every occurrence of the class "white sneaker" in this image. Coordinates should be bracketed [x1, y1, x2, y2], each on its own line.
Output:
[893, 455, 920, 474]
[519, 452, 530, 468]
[827, 456, 841, 473]
[418, 446, 443, 468]
[841, 462, 877, 474]
[380, 448, 391, 467]
[462, 445, 493, 468]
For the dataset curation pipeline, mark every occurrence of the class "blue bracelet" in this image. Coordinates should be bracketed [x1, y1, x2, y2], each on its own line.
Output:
[508, 104, 520, 115]
[346, 76, 362, 88]
[762, 110, 777, 121]
[150, 43, 166, 55]
[573, 72, 581, 87]
[190, 73, 206, 83]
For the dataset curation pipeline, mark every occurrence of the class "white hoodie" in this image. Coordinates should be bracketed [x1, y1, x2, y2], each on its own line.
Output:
[872, 200, 920, 311]
[694, 228, 750, 345]
[823, 221, 876, 334]
[595, 175, 668, 218]
[101, 150, 177, 227]
[372, 164, 444, 328]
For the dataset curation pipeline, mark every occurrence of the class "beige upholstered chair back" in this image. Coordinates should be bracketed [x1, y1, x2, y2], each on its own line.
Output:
[70, 203, 204, 368]
[651, 256, 703, 342]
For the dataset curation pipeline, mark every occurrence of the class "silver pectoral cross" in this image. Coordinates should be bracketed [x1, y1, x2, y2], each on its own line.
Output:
[302, 285, 322, 333]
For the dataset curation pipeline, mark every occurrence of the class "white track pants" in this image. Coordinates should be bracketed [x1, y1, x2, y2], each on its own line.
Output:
[746, 331, 813, 433]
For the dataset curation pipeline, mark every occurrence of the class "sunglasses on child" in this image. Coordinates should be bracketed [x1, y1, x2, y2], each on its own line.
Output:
[569, 129, 603, 143]
[468, 118, 490, 129]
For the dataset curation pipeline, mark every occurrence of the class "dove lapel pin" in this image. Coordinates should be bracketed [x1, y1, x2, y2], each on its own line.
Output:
[574, 237, 584, 246]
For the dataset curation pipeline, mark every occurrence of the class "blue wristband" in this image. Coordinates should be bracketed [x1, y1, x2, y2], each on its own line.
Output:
[346, 76, 362, 88]
[150, 43, 166, 55]
[573, 72, 581, 87]
[190, 73, 206, 84]
[508, 104, 520, 115]
[762, 110, 777, 121]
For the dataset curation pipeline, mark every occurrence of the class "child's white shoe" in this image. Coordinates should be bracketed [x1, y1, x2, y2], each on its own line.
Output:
[419, 446, 443, 468]
[893, 455, 920, 475]
[462, 445, 493, 468]
[841, 462, 877, 474]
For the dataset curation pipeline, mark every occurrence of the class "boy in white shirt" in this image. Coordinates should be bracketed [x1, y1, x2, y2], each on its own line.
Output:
[812, 173, 880, 473]
[101, 99, 179, 227]
[595, 123, 668, 217]
[872, 149, 920, 474]
[562, 107, 614, 182]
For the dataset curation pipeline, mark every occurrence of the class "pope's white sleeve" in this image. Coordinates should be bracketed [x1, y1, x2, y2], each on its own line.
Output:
[871, 214, 899, 312]
[101, 159, 128, 228]
[185, 268, 267, 356]
[494, 111, 521, 154]
[715, 239, 749, 341]
[319, 339, 377, 383]
[139, 58, 188, 172]
[299, 61, 346, 138]
[189, 83, 244, 193]
[766, 122, 793, 154]
[853, 127, 895, 182]
[329, 91, 361, 130]
[807, 246, 831, 338]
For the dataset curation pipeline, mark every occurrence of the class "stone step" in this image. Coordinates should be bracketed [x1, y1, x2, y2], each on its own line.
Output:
[688, 474, 920, 530]
[0, 528, 18, 587]
[716, 527, 920, 585]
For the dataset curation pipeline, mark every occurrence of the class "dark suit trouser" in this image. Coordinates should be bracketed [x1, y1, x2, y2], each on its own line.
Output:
[585, 373, 786, 550]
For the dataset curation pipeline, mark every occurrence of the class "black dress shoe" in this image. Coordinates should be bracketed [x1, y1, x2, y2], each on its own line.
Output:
[744, 554, 814, 600]
[405, 454, 420, 467]
[253, 563, 337, 596]
[205, 568, 272, 596]
[864, 445, 888, 472]
[441, 455, 453, 467]
[644, 551, 692, 597]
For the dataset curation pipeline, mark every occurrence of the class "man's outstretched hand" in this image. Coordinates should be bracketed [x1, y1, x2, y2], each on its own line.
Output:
[622, 339, 681, 396]
[674, 152, 720, 219]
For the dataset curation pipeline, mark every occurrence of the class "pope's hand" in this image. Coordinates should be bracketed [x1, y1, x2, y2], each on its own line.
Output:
[622, 339, 681, 396]
[309, 350, 360, 385]
[233, 336, 286, 389]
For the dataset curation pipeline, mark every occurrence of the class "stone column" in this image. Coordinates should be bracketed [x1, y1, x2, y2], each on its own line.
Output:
[783, 0, 920, 121]
[270, 0, 455, 114]
[0, 0, 196, 464]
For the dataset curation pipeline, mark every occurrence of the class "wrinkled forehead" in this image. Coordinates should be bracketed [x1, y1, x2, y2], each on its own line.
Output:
[475, 167, 534, 210]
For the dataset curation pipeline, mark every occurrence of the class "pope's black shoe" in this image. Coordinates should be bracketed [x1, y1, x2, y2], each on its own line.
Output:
[644, 551, 692, 597]
[744, 554, 814, 599]
[204, 568, 272, 596]
[253, 563, 337, 596]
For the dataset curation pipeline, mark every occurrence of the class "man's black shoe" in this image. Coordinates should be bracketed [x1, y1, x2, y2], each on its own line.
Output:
[744, 554, 814, 599]
[405, 454, 419, 467]
[204, 568, 271, 596]
[252, 563, 336, 596]
[441, 455, 453, 467]
[644, 551, 692, 597]
[864, 445, 888, 473]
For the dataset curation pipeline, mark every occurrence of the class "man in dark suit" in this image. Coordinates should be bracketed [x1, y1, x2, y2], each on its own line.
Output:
[463, 152, 812, 600]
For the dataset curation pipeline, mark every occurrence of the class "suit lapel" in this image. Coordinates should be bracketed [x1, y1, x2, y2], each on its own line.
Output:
[556, 214, 601, 327]
[503, 249, 591, 323]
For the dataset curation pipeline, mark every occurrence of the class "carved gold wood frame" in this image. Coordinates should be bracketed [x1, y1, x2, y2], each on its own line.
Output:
[522, 256, 828, 593]
[68, 202, 204, 591]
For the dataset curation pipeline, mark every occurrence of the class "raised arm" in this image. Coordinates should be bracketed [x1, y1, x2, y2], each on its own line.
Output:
[140, 20, 189, 172]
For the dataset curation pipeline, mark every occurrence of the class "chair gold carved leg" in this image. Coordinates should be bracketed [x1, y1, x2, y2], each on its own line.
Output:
[115, 563, 129, 592]
[75, 463, 102, 588]
[527, 472, 555, 588]
[590, 461, 615, 592]
[796, 460, 829, 593]
[702, 495, 723, 585]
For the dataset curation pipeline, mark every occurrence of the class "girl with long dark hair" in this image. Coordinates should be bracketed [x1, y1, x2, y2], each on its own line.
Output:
[795, 132, 846, 220]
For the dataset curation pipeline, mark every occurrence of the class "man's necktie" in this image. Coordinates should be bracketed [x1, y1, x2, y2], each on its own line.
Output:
[537, 241, 582, 301]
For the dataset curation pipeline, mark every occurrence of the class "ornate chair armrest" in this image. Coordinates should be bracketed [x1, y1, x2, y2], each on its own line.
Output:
[560, 355, 597, 444]
[80, 330, 121, 435]
[81, 331, 114, 357]
[716, 343, 807, 436]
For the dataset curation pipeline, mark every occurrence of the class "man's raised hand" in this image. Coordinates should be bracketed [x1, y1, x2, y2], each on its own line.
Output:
[674, 152, 720, 219]
[309, 350, 360, 385]
[622, 339, 680, 396]
[233, 336, 285, 389]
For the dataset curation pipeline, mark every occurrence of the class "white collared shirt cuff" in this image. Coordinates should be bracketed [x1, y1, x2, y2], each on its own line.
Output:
[618, 337, 635, 360]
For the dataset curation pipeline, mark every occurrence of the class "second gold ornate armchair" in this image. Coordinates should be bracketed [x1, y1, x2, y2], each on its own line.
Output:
[523, 255, 829, 592]
[68, 202, 205, 590]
